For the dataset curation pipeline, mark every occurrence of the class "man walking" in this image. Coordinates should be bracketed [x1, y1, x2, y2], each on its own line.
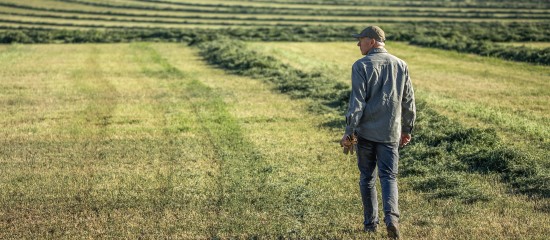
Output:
[340, 26, 416, 239]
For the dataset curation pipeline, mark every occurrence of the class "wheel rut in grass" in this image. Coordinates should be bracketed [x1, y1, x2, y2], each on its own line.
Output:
[134, 43, 282, 237]
[64, 45, 121, 212]
[197, 39, 550, 201]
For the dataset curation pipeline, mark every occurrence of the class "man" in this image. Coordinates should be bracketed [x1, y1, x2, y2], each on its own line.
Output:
[340, 26, 416, 239]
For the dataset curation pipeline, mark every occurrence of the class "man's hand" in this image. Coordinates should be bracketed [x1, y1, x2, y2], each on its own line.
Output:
[400, 133, 411, 148]
[340, 133, 358, 155]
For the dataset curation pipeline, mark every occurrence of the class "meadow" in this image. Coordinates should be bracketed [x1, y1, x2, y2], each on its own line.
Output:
[1, 0, 550, 239]
[247, 41, 550, 148]
[0, 40, 548, 239]
[0, 0, 549, 31]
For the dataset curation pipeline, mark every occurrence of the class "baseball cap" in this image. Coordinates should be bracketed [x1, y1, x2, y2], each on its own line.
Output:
[352, 26, 386, 42]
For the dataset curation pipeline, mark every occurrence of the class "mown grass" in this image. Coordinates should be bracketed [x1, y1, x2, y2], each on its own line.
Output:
[1, 41, 549, 239]
[197, 39, 550, 237]
[204, 39, 550, 195]
[497, 42, 550, 49]
[9, 5, 544, 30]
[240, 0, 550, 9]
[246, 41, 550, 197]
[0, 5, 373, 25]
[1, 43, 210, 238]
[0, 13, 284, 29]
[248, 41, 550, 147]
[54, 0, 550, 19]
[143, 0, 550, 10]
[0, 42, 355, 238]
[0, 42, 371, 238]
[2, 1, 549, 64]
[0, 0, 548, 31]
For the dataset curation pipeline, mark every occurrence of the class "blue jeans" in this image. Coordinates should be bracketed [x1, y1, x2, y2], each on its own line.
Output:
[357, 136, 400, 227]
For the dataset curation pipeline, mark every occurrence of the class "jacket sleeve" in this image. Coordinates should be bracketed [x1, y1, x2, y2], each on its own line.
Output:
[345, 61, 368, 136]
[401, 65, 416, 134]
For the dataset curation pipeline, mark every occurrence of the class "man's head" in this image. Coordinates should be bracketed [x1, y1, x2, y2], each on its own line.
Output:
[353, 26, 386, 55]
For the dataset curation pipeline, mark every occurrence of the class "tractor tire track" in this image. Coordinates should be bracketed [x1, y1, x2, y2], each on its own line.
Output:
[134, 43, 281, 237]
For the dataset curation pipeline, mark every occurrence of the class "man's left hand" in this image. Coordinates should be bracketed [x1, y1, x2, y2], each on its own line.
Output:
[400, 133, 412, 148]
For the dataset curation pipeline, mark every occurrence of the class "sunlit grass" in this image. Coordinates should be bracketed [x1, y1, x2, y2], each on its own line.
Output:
[0, 43, 216, 238]
[248, 41, 550, 148]
[1, 42, 549, 239]
[497, 42, 550, 49]
[0, 0, 547, 31]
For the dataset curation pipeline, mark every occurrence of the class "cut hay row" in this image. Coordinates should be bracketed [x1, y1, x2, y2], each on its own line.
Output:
[55, 0, 550, 19]
[128, 0, 550, 15]
[0, 11, 327, 28]
[198, 37, 550, 199]
[7, 2, 549, 19]
[0, 15, 300, 30]
[1, 0, 548, 30]
[499, 42, 550, 49]
[234, 0, 550, 9]
[1, 1, 548, 64]
[142, 0, 550, 13]
[4, 6, 504, 27]
[9, 7, 545, 31]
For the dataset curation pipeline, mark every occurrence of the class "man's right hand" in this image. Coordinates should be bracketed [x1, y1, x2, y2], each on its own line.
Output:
[341, 133, 358, 155]
[400, 133, 411, 148]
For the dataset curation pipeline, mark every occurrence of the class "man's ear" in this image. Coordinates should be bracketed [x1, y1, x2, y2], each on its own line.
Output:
[370, 38, 376, 45]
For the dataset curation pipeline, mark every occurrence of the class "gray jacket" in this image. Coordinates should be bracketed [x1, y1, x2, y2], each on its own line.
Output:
[345, 47, 416, 143]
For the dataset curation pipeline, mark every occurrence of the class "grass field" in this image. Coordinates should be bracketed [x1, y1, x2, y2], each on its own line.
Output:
[498, 42, 550, 49]
[247, 41, 550, 151]
[1, 42, 549, 239]
[1, 0, 549, 239]
[0, 0, 548, 30]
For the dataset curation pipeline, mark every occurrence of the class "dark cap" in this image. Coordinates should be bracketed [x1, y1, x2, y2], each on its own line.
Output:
[352, 26, 386, 42]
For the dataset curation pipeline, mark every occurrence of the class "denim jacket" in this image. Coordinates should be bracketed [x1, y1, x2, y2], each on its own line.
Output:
[345, 47, 416, 143]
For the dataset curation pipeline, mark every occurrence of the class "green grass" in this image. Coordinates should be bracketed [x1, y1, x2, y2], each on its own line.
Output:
[246, 41, 550, 195]
[1, 41, 550, 238]
[239, 0, 550, 9]
[247, 41, 550, 148]
[1, 0, 549, 238]
[0, 42, 353, 238]
[0, 0, 548, 30]
[197, 38, 550, 237]
[497, 42, 550, 49]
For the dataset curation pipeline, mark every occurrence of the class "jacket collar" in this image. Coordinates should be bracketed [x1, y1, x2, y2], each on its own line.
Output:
[367, 47, 387, 55]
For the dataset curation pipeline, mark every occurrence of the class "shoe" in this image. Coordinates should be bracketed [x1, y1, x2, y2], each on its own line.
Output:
[363, 225, 377, 233]
[387, 224, 400, 239]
